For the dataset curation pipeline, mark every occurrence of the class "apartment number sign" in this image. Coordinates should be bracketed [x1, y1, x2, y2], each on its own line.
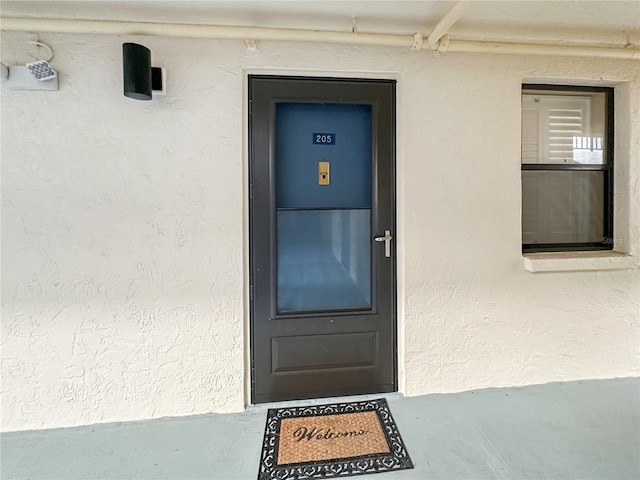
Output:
[313, 133, 335, 145]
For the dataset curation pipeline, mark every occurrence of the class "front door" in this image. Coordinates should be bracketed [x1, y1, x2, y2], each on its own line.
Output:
[249, 75, 396, 403]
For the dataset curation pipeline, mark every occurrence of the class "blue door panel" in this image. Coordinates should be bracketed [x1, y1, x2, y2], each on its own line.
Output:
[276, 103, 372, 209]
[275, 103, 373, 312]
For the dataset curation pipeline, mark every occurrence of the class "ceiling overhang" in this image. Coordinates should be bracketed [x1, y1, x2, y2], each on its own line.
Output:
[1, 1, 638, 59]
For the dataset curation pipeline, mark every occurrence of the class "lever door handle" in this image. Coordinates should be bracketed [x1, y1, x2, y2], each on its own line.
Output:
[374, 230, 393, 258]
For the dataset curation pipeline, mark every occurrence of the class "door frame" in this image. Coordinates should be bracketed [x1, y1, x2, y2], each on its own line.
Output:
[242, 68, 405, 406]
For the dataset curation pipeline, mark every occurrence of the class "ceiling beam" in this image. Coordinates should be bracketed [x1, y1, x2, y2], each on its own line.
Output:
[426, 0, 476, 49]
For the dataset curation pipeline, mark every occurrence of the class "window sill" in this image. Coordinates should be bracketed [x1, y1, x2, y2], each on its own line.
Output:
[523, 251, 636, 273]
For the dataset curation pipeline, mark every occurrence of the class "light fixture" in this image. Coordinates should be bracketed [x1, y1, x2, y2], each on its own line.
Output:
[122, 42, 164, 101]
[2, 38, 59, 91]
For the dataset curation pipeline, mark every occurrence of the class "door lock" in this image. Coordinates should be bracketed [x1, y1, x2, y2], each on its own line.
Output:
[374, 230, 393, 258]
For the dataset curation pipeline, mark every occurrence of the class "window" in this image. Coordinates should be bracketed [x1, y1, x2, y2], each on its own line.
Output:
[521, 85, 613, 252]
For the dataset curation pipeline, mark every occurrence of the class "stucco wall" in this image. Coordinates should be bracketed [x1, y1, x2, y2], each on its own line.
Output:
[2, 31, 638, 432]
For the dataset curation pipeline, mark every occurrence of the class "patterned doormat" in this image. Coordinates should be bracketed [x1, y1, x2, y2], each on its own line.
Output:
[257, 398, 413, 479]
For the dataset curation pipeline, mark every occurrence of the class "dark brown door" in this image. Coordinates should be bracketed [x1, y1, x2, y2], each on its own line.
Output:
[249, 76, 396, 403]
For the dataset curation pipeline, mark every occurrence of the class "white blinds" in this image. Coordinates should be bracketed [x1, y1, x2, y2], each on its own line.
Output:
[521, 95, 590, 164]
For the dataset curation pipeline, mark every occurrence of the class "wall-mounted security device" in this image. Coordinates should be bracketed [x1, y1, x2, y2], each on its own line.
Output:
[123, 42, 165, 100]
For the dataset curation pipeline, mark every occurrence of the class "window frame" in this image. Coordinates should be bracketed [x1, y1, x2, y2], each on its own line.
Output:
[521, 84, 614, 253]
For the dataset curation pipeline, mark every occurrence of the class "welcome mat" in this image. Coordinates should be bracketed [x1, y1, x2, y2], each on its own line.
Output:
[258, 398, 413, 479]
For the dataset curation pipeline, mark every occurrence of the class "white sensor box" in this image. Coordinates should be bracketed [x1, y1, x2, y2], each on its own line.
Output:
[6, 65, 58, 91]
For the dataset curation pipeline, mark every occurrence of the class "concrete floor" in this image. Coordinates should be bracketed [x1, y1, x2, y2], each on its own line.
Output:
[2, 378, 639, 480]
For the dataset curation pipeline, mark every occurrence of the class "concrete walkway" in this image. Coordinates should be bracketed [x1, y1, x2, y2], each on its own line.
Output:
[2, 378, 639, 479]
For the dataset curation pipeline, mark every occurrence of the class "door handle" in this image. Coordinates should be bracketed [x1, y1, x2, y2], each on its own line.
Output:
[374, 230, 393, 258]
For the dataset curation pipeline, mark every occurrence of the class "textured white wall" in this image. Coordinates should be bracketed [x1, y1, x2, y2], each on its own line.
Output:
[1, 31, 638, 432]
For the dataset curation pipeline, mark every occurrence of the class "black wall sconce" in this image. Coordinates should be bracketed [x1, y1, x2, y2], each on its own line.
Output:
[122, 43, 164, 100]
